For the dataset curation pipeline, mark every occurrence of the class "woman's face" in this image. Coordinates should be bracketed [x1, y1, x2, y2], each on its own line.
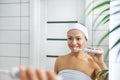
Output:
[67, 29, 87, 52]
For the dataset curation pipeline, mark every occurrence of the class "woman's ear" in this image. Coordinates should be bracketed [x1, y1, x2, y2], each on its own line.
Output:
[84, 39, 88, 44]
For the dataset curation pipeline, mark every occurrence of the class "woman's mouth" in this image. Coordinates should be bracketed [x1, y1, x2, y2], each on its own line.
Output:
[72, 47, 82, 52]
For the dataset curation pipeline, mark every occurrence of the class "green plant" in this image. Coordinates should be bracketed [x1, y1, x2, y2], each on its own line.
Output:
[85, 0, 120, 80]
[86, 0, 120, 60]
[86, 0, 110, 30]
[97, 69, 109, 80]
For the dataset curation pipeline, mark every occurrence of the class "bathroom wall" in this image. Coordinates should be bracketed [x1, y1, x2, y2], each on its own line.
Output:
[0, 0, 30, 79]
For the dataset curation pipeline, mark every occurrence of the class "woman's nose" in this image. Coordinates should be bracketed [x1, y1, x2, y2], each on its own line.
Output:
[72, 39, 77, 45]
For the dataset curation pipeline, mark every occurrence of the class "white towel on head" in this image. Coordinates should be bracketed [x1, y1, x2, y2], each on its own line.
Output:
[67, 23, 89, 40]
[58, 69, 92, 80]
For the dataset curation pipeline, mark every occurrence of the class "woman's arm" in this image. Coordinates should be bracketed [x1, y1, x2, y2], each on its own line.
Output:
[88, 48, 108, 80]
[54, 56, 61, 74]
[54, 59, 58, 74]
[90, 54, 108, 70]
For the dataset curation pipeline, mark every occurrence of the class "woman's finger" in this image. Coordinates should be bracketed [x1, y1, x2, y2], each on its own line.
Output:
[47, 71, 57, 80]
[19, 66, 28, 80]
[27, 67, 38, 80]
[36, 68, 47, 80]
[88, 53, 95, 56]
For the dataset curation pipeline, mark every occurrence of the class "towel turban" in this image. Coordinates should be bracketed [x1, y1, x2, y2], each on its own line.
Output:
[67, 23, 89, 40]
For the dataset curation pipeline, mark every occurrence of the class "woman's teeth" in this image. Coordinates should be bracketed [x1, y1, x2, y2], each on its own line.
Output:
[73, 48, 82, 51]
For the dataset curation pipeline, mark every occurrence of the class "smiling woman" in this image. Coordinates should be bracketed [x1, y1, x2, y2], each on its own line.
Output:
[54, 23, 108, 80]
[0, 0, 110, 80]
[18, 23, 108, 80]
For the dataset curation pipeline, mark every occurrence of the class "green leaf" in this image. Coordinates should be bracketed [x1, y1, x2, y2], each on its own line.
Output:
[86, 0, 110, 16]
[111, 3, 120, 8]
[97, 69, 108, 80]
[94, 14, 110, 30]
[111, 38, 120, 49]
[99, 70, 108, 77]
[116, 49, 120, 60]
[104, 73, 109, 80]
[85, 0, 100, 14]
[97, 25, 120, 46]
[93, 8, 110, 27]
[111, 38, 120, 60]
[111, 11, 120, 15]
[104, 49, 109, 61]
[103, 18, 109, 24]
[110, 1, 120, 15]
[85, 0, 94, 14]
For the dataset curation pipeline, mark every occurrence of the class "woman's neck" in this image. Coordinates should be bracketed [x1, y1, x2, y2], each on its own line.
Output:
[70, 51, 85, 58]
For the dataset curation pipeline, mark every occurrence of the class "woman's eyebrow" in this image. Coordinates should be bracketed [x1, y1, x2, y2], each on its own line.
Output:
[67, 35, 72, 37]
[76, 36, 81, 37]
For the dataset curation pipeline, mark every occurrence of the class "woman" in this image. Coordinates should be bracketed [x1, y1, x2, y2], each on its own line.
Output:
[54, 23, 107, 80]
[19, 23, 107, 80]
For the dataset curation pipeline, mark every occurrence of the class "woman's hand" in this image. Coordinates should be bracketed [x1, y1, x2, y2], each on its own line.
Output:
[88, 47, 107, 70]
[19, 66, 57, 80]
[88, 48, 104, 64]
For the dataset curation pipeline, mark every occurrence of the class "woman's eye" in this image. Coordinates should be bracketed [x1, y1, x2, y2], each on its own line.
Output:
[68, 37, 72, 40]
[77, 38, 81, 40]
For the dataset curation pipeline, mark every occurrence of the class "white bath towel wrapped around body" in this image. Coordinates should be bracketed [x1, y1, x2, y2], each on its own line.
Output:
[58, 69, 92, 80]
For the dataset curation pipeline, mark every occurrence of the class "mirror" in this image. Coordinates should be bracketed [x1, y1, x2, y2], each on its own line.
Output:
[0, 0, 109, 80]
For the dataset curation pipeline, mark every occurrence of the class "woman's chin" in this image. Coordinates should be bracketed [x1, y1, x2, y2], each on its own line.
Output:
[72, 50, 79, 53]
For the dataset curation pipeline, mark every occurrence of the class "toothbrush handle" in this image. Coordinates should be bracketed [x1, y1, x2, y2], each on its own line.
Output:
[84, 48, 104, 54]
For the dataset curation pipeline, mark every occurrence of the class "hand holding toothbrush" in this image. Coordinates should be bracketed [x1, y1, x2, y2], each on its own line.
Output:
[0, 67, 62, 80]
[88, 47, 104, 63]
[19, 66, 62, 80]
[88, 47, 107, 70]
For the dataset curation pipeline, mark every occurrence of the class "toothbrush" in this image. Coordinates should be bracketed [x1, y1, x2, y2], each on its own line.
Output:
[0, 67, 19, 80]
[83, 48, 104, 54]
[73, 48, 104, 54]
[0, 67, 63, 80]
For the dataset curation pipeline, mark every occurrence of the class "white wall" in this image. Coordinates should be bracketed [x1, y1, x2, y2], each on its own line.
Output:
[0, 0, 30, 80]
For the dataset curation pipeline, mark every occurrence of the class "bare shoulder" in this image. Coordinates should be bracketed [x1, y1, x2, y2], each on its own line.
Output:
[85, 53, 94, 62]
[86, 54, 98, 67]
[54, 54, 68, 73]
[56, 54, 68, 63]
